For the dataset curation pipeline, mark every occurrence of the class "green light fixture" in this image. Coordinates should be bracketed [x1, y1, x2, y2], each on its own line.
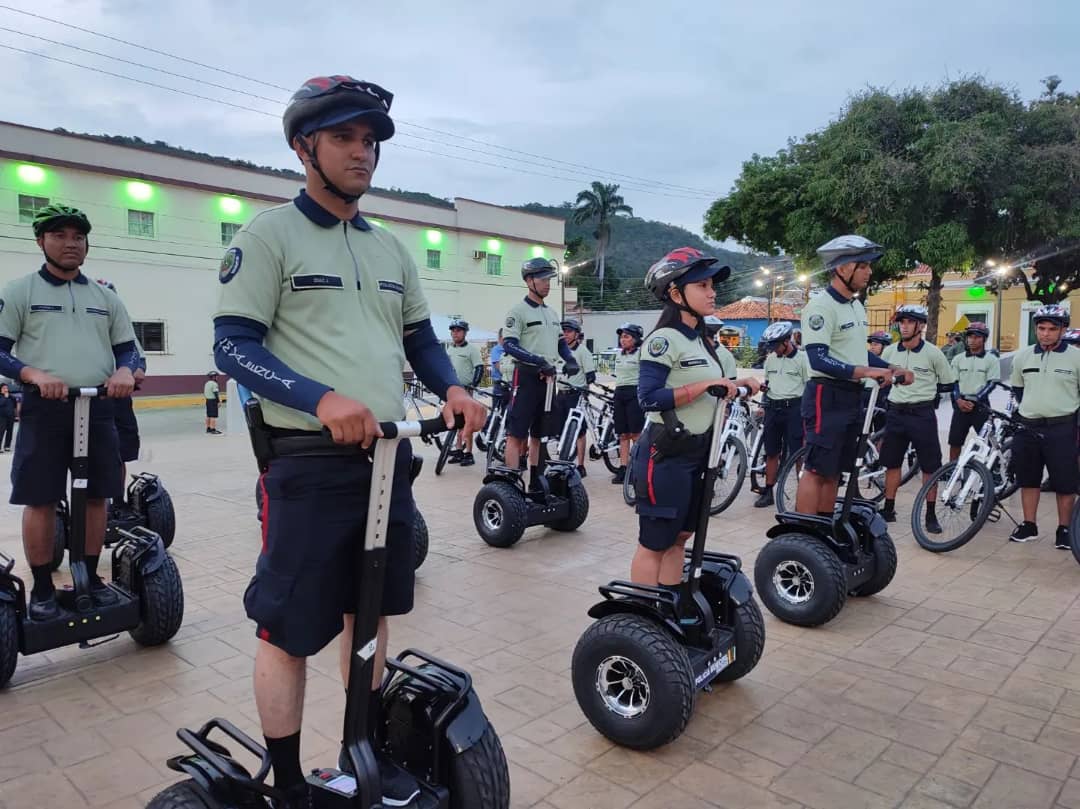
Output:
[16, 163, 47, 185]
[426, 229, 443, 246]
[531, 245, 545, 258]
[219, 196, 243, 216]
[125, 181, 154, 203]
[486, 238, 501, 253]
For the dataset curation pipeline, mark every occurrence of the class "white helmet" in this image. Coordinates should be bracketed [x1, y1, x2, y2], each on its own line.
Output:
[816, 235, 884, 270]
[703, 315, 724, 335]
[761, 321, 794, 344]
[894, 304, 928, 323]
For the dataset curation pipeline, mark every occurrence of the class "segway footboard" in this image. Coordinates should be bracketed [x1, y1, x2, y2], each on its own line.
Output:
[161, 717, 278, 807]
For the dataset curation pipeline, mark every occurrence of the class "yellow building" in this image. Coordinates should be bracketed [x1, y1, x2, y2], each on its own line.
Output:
[864, 265, 1078, 351]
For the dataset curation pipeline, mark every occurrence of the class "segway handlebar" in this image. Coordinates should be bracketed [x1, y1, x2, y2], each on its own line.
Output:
[24, 384, 109, 400]
[379, 413, 465, 439]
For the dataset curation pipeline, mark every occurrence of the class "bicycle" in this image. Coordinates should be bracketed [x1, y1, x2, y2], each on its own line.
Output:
[543, 383, 621, 472]
[473, 385, 509, 468]
[708, 393, 756, 515]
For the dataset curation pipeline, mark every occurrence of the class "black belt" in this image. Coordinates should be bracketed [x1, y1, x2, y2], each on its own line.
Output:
[889, 400, 936, 412]
[812, 377, 863, 393]
[267, 428, 366, 458]
[766, 397, 800, 409]
[1018, 413, 1077, 427]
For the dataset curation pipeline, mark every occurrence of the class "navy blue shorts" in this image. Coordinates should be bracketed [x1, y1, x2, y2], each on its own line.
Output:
[880, 405, 941, 473]
[613, 385, 644, 435]
[947, 405, 989, 449]
[114, 396, 140, 462]
[10, 394, 122, 506]
[244, 440, 417, 658]
[633, 431, 707, 551]
[801, 380, 862, 479]
[206, 398, 219, 418]
[506, 367, 552, 440]
[763, 399, 803, 460]
[1010, 420, 1079, 492]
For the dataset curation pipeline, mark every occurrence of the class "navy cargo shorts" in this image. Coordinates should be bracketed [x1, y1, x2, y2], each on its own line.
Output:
[10, 393, 122, 506]
[633, 427, 708, 551]
[613, 385, 645, 435]
[801, 380, 863, 479]
[506, 366, 553, 440]
[245, 440, 417, 658]
[762, 398, 803, 460]
[880, 403, 941, 473]
[1010, 419, 1079, 493]
[114, 396, 141, 462]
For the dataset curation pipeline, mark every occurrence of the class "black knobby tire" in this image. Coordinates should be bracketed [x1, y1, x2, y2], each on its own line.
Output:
[449, 722, 511, 809]
[571, 613, 696, 750]
[435, 429, 458, 476]
[144, 779, 216, 809]
[993, 438, 1020, 500]
[709, 436, 748, 516]
[774, 446, 809, 513]
[754, 533, 847, 627]
[51, 506, 68, 572]
[557, 428, 577, 464]
[0, 600, 18, 689]
[550, 484, 589, 532]
[473, 482, 528, 548]
[910, 460, 995, 553]
[143, 487, 176, 548]
[850, 532, 897, 597]
[414, 510, 430, 570]
[622, 463, 635, 507]
[712, 599, 765, 683]
[1071, 498, 1080, 567]
[129, 554, 185, 646]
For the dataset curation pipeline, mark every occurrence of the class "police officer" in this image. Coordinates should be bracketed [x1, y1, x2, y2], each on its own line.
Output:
[878, 304, 955, 533]
[212, 74, 485, 808]
[633, 247, 760, 586]
[502, 258, 579, 487]
[867, 330, 891, 357]
[97, 279, 147, 479]
[704, 315, 739, 379]
[1006, 305, 1080, 547]
[444, 318, 483, 467]
[796, 236, 912, 517]
[0, 203, 139, 620]
[204, 371, 222, 434]
[611, 323, 645, 484]
[947, 322, 1000, 462]
[755, 321, 808, 508]
[865, 331, 893, 433]
[556, 318, 597, 475]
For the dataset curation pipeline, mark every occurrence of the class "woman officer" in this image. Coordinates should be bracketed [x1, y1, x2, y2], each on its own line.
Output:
[631, 247, 760, 587]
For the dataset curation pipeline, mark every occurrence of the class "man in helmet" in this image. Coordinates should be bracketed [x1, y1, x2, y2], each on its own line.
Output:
[611, 322, 645, 483]
[755, 321, 808, 507]
[703, 315, 739, 379]
[556, 318, 597, 475]
[0, 204, 139, 621]
[443, 319, 484, 466]
[502, 258, 579, 484]
[878, 304, 956, 532]
[795, 236, 912, 516]
[204, 371, 222, 435]
[212, 75, 485, 807]
[1006, 304, 1080, 547]
[867, 331, 891, 357]
[947, 322, 1000, 462]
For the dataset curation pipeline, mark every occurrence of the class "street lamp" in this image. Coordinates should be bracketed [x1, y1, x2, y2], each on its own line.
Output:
[993, 264, 1008, 352]
[559, 262, 569, 320]
[755, 272, 784, 322]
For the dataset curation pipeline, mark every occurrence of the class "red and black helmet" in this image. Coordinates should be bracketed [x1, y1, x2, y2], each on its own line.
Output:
[644, 247, 731, 301]
[283, 75, 395, 146]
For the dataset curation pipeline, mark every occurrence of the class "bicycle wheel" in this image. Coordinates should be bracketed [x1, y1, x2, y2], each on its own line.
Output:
[709, 437, 747, 515]
[1070, 497, 1080, 567]
[600, 442, 622, 474]
[435, 428, 458, 476]
[748, 435, 768, 493]
[899, 446, 920, 486]
[911, 459, 994, 553]
[774, 446, 809, 513]
[854, 446, 888, 502]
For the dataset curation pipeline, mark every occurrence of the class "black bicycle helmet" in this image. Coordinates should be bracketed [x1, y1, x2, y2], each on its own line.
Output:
[521, 257, 558, 280]
[449, 319, 469, 332]
[964, 321, 990, 339]
[616, 323, 644, 343]
[560, 318, 583, 333]
[867, 330, 892, 347]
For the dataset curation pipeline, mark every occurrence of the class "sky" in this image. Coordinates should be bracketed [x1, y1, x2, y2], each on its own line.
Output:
[0, 0, 1076, 237]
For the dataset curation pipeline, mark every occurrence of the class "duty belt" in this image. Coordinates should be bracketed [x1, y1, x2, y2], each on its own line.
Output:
[1017, 413, 1077, 427]
[889, 400, 936, 412]
[765, 397, 800, 409]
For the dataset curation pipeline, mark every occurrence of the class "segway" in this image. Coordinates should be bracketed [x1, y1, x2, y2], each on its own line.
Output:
[754, 380, 897, 627]
[52, 472, 176, 570]
[473, 375, 589, 548]
[0, 387, 184, 689]
[571, 387, 766, 749]
[147, 414, 510, 809]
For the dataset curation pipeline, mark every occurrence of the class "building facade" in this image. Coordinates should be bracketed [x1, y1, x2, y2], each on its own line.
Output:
[0, 122, 565, 394]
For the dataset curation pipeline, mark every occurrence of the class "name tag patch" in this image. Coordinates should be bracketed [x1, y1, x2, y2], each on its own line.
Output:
[680, 358, 709, 368]
[840, 321, 855, 331]
[378, 280, 404, 294]
[290, 274, 344, 291]
[86, 307, 109, 316]
[30, 304, 62, 312]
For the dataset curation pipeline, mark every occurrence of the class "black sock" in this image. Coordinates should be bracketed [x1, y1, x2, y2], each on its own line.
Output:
[761, 484, 773, 493]
[265, 731, 304, 790]
[817, 511, 833, 518]
[529, 465, 540, 488]
[30, 564, 54, 600]
[86, 554, 100, 581]
[884, 498, 895, 512]
[925, 502, 936, 520]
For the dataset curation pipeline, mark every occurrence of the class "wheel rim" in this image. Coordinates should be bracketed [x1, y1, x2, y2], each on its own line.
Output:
[595, 655, 650, 718]
[772, 560, 814, 604]
[481, 499, 504, 531]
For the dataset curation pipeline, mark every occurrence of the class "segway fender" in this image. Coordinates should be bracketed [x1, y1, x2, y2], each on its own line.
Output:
[850, 503, 888, 538]
[482, 467, 523, 488]
[585, 598, 686, 640]
[135, 532, 168, 576]
[700, 562, 754, 606]
[766, 515, 831, 541]
[444, 690, 490, 754]
[137, 475, 163, 503]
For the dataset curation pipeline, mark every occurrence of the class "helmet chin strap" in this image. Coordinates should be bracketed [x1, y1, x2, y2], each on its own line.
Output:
[298, 133, 374, 205]
[668, 283, 708, 333]
[833, 265, 860, 296]
[41, 245, 82, 275]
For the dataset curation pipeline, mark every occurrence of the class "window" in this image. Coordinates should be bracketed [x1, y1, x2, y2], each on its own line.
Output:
[18, 194, 49, 224]
[486, 253, 502, 276]
[426, 249, 441, 270]
[221, 222, 242, 246]
[128, 209, 155, 238]
[133, 321, 165, 352]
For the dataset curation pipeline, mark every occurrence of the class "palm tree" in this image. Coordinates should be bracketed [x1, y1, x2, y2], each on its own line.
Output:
[572, 182, 633, 300]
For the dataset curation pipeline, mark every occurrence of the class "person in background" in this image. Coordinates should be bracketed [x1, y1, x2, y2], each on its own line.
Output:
[204, 371, 222, 435]
[489, 328, 506, 409]
[0, 383, 15, 451]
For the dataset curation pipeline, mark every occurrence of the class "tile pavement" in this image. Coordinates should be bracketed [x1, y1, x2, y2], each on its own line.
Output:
[0, 417, 1078, 808]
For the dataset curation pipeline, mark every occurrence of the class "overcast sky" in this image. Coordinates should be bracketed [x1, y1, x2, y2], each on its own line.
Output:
[0, 0, 1076, 237]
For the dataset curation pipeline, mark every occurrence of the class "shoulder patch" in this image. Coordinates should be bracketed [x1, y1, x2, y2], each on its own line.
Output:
[808, 313, 825, 331]
[505, 315, 516, 329]
[219, 247, 242, 284]
[647, 336, 669, 357]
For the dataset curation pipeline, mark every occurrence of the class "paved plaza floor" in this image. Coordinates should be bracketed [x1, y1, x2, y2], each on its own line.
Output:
[1, 404, 1079, 808]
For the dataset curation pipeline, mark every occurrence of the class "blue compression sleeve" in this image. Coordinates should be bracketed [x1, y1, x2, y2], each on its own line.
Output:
[1011, 386, 1024, 403]
[502, 337, 547, 368]
[470, 365, 484, 388]
[805, 344, 856, 379]
[403, 320, 459, 400]
[868, 351, 891, 369]
[558, 337, 575, 364]
[213, 316, 332, 415]
[112, 340, 140, 373]
[638, 360, 675, 411]
[586, 371, 596, 385]
[0, 337, 25, 380]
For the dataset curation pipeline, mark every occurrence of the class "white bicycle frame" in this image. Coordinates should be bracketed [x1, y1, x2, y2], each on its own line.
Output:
[940, 402, 1014, 504]
[717, 398, 752, 479]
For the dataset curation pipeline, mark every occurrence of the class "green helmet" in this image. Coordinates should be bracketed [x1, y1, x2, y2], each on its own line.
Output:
[32, 204, 91, 238]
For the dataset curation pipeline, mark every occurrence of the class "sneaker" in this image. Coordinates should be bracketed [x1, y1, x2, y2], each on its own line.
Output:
[611, 467, 625, 485]
[206, 427, 213, 434]
[209, 428, 223, 435]
[1055, 526, 1071, 550]
[879, 508, 896, 524]
[1009, 522, 1039, 543]
[270, 782, 312, 809]
[576, 465, 587, 478]
[924, 515, 942, 535]
[459, 452, 475, 467]
[753, 489, 775, 508]
[378, 754, 421, 807]
[446, 449, 464, 464]
[90, 578, 119, 607]
[28, 591, 59, 621]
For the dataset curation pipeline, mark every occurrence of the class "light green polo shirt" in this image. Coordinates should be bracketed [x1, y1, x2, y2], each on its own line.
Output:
[504, 297, 561, 366]
[1009, 343, 1080, 419]
[643, 326, 725, 434]
[562, 340, 595, 388]
[716, 342, 737, 381]
[801, 287, 869, 379]
[614, 348, 641, 387]
[0, 267, 136, 387]
[446, 341, 482, 387]
[951, 351, 1001, 396]
[764, 348, 809, 400]
[204, 380, 219, 400]
[499, 352, 515, 381]
[214, 196, 429, 429]
[881, 340, 955, 404]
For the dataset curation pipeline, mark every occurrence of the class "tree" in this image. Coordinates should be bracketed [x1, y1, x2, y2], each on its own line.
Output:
[573, 182, 634, 301]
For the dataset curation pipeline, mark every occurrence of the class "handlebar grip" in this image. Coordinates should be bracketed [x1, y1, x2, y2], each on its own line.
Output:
[379, 413, 464, 439]
[25, 383, 108, 400]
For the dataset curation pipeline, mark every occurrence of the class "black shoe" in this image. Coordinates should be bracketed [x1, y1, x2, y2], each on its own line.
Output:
[90, 578, 119, 606]
[270, 782, 312, 809]
[1056, 526, 1071, 550]
[753, 489, 775, 508]
[1009, 522, 1039, 543]
[209, 428, 223, 435]
[337, 747, 420, 807]
[28, 592, 59, 621]
[577, 465, 587, 478]
[611, 468, 625, 484]
[447, 449, 464, 464]
[924, 515, 942, 534]
[459, 452, 475, 467]
[879, 508, 896, 524]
